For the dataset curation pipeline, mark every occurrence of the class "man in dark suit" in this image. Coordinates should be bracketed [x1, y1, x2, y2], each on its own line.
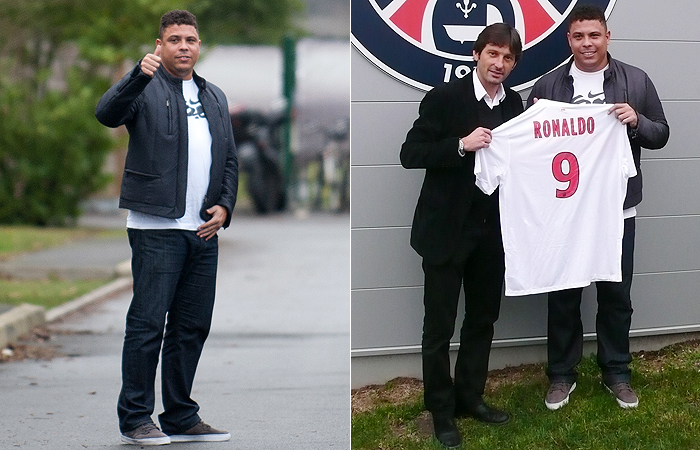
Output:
[400, 23, 523, 448]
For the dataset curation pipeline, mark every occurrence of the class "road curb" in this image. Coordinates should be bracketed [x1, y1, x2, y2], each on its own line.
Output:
[0, 304, 46, 350]
[1, 260, 132, 349]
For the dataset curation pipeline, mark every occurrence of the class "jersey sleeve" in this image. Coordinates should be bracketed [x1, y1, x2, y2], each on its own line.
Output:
[621, 132, 638, 180]
[474, 131, 509, 195]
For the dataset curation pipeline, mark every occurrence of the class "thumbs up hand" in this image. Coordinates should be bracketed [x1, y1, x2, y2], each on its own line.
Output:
[140, 44, 162, 77]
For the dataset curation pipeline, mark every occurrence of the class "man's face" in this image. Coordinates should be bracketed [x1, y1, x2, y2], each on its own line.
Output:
[472, 44, 517, 91]
[157, 24, 201, 80]
[567, 19, 610, 72]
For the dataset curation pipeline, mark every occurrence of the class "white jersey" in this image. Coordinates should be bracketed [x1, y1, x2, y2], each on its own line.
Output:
[474, 99, 636, 296]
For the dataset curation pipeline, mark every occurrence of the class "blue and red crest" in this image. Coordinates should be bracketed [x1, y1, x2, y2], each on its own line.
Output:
[352, 0, 617, 91]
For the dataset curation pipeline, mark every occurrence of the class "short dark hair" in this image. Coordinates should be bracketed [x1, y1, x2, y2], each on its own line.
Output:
[473, 23, 523, 64]
[568, 4, 607, 30]
[159, 10, 198, 38]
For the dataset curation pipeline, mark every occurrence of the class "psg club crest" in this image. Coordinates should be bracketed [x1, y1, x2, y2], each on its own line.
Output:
[352, 0, 617, 91]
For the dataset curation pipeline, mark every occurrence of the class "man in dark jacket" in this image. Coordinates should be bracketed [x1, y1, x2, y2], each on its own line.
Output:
[401, 23, 523, 449]
[527, 4, 669, 412]
[95, 10, 237, 445]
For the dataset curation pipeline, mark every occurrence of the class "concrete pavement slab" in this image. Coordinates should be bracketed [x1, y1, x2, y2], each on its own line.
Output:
[0, 213, 350, 449]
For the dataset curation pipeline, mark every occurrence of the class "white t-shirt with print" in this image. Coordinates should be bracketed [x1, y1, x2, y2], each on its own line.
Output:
[127, 79, 212, 230]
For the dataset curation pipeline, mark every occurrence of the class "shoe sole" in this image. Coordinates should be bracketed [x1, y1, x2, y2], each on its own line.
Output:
[120, 435, 171, 445]
[169, 433, 231, 443]
[604, 384, 639, 409]
[435, 439, 460, 449]
[544, 382, 576, 411]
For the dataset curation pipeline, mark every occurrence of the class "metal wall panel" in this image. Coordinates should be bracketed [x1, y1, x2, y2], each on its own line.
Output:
[351, 227, 421, 290]
[352, 269, 700, 353]
[638, 162, 700, 218]
[635, 216, 700, 273]
[609, 41, 700, 100]
[351, 102, 419, 167]
[347, 100, 700, 166]
[351, 49, 423, 102]
[351, 216, 700, 290]
[351, 287, 424, 350]
[350, 166, 422, 228]
[607, 1, 700, 41]
[350, 161, 700, 233]
[631, 271, 700, 328]
[643, 102, 700, 160]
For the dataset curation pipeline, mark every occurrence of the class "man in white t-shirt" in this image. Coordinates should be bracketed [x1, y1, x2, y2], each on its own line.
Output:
[527, 4, 669, 412]
[96, 10, 237, 445]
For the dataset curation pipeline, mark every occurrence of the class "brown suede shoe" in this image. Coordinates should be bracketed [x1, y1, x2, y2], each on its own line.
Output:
[604, 381, 639, 409]
[168, 420, 231, 443]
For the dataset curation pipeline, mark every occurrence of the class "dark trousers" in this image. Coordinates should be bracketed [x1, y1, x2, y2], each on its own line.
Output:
[421, 216, 504, 416]
[118, 229, 219, 434]
[547, 217, 635, 385]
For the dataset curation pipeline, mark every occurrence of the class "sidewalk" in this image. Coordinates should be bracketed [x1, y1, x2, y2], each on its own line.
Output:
[0, 211, 350, 448]
[0, 211, 132, 349]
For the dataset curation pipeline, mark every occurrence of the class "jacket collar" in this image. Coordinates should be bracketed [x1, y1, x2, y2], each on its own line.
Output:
[563, 52, 616, 84]
[157, 64, 207, 91]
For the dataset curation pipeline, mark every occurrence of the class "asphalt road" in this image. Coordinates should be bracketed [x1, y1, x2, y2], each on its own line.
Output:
[0, 213, 350, 449]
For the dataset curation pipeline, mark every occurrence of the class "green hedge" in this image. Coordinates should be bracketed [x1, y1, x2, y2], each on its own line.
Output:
[0, 72, 112, 226]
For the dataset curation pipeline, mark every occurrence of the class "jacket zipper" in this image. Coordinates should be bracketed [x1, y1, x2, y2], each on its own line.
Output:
[166, 99, 172, 134]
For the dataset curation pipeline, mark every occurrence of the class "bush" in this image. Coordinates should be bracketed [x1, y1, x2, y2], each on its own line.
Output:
[0, 72, 112, 226]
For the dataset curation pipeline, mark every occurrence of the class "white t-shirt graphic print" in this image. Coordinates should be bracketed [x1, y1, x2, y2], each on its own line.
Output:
[474, 99, 636, 296]
[127, 79, 212, 230]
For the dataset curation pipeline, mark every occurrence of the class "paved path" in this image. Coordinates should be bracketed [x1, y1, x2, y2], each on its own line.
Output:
[0, 213, 350, 449]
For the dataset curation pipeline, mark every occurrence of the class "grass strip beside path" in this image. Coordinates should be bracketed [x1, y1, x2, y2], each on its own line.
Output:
[0, 279, 112, 310]
[0, 225, 126, 310]
[352, 341, 700, 450]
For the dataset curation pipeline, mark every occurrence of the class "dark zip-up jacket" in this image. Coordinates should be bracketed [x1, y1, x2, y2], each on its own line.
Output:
[95, 63, 238, 228]
[527, 54, 669, 209]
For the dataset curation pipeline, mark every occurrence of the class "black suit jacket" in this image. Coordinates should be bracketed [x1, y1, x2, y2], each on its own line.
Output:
[400, 76, 523, 265]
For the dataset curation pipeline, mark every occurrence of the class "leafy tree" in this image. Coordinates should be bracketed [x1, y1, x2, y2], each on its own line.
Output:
[189, 0, 305, 45]
[0, 0, 303, 225]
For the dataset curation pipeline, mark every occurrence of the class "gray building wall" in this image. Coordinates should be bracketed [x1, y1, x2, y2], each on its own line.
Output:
[351, 0, 700, 388]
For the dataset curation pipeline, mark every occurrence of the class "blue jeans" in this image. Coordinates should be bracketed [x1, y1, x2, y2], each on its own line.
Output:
[546, 217, 636, 385]
[118, 229, 219, 434]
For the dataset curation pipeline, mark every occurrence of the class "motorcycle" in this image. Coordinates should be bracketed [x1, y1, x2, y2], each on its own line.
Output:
[229, 108, 287, 214]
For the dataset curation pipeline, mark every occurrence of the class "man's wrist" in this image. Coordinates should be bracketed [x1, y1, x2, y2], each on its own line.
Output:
[457, 138, 466, 157]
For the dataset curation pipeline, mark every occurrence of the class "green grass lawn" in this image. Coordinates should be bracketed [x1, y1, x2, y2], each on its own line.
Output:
[0, 226, 123, 309]
[352, 341, 700, 450]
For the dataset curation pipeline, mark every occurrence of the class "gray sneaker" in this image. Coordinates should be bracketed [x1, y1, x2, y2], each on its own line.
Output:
[544, 381, 576, 410]
[605, 381, 639, 408]
[169, 420, 231, 443]
[121, 422, 171, 446]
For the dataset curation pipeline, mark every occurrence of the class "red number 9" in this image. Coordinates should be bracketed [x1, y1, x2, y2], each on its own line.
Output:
[552, 152, 579, 199]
